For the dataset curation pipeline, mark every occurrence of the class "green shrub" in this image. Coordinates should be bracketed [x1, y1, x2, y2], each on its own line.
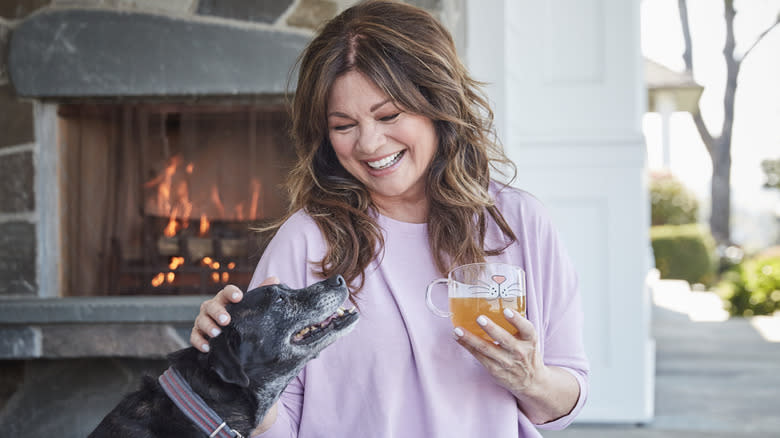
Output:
[649, 171, 699, 226]
[651, 224, 717, 286]
[717, 255, 780, 317]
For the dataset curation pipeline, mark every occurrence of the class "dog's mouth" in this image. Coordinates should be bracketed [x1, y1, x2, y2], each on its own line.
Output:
[291, 306, 359, 345]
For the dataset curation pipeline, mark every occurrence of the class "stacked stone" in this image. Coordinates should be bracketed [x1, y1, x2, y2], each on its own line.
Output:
[0, 1, 44, 298]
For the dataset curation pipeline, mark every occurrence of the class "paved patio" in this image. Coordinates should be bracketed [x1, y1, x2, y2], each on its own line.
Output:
[543, 281, 780, 438]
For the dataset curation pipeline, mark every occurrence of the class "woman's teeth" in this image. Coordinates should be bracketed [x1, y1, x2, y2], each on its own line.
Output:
[366, 151, 403, 169]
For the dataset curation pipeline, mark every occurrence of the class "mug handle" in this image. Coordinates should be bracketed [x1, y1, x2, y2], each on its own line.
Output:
[425, 278, 451, 318]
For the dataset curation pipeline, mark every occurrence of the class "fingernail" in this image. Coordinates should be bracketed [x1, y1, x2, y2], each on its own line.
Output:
[210, 328, 221, 337]
[202, 344, 210, 352]
[504, 308, 514, 319]
[218, 314, 228, 324]
[232, 291, 240, 300]
[453, 327, 464, 338]
[477, 315, 488, 326]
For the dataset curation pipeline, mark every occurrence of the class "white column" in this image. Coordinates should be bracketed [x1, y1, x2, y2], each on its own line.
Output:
[656, 91, 676, 169]
[465, 0, 654, 423]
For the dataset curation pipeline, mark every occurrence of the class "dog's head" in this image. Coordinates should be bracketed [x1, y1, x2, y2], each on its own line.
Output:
[207, 275, 359, 389]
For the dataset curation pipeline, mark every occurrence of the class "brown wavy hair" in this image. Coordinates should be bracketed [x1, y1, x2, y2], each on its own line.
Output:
[266, 0, 517, 296]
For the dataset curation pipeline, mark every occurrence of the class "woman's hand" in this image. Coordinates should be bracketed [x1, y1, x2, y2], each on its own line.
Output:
[190, 276, 280, 352]
[453, 309, 579, 425]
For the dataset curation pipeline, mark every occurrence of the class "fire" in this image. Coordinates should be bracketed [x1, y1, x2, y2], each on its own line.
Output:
[151, 272, 165, 287]
[222, 272, 229, 283]
[228, 262, 236, 270]
[211, 186, 226, 218]
[166, 272, 175, 283]
[169, 256, 184, 270]
[211, 272, 220, 283]
[199, 214, 210, 236]
[163, 207, 179, 238]
[250, 179, 261, 219]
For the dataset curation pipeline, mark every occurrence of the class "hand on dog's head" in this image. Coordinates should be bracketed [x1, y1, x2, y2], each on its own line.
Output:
[195, 276, 357, 390]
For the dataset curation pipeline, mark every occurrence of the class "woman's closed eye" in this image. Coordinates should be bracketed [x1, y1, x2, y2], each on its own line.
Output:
[332, 123, 356, 132]
[379, 113, 400, 122]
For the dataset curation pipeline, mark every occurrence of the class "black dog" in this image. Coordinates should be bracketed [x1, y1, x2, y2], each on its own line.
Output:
[89, 275, 358, 437]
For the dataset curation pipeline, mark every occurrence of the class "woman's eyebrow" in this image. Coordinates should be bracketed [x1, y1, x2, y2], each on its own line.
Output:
[370, 98, 393, 112]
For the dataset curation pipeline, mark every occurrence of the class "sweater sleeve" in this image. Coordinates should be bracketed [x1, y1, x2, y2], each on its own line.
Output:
[495, 187, 590, 431]
[526, 196, 590, 430]
[248, 211, 327, 438]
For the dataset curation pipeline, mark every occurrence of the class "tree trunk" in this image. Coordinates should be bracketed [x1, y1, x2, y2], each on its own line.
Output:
[710, 137, 731, 244]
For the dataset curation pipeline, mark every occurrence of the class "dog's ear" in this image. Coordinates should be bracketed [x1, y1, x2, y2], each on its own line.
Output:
[208, 330, 250, 387]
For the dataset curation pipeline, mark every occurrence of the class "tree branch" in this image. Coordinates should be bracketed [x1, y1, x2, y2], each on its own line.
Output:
[692, 110, 715, 157]
[740, 17, 780, 62]
[678, 0, 714, 154]
[678, 0, 694, 71]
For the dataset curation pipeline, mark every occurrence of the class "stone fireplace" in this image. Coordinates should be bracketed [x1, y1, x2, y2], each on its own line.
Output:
[0, 1, 460, 435]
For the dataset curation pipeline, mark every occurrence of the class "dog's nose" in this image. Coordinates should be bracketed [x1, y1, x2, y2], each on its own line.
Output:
[327, 275, 345, 288]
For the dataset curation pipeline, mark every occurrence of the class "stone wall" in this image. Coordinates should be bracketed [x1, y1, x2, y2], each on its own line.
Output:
[0, 2, 41, 298]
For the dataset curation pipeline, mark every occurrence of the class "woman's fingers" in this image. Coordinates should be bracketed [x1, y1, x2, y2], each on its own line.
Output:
[454, 313, 543, 395]
[454, 327, 506, 364]
[190, 277, 281, 352]
[503, 309, 537, 343]
[190, 326, 211, 353]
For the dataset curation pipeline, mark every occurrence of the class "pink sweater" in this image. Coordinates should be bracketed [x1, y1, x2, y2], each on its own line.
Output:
[250, 183, 589, 437]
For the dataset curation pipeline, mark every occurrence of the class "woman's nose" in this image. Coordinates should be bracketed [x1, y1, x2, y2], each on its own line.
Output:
[356, 123, 385, 154]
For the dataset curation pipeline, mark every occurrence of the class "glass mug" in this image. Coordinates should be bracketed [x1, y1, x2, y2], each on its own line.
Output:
[426, 262, 526, 340]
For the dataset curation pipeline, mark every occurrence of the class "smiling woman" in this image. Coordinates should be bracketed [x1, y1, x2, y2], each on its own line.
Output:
[191, 1, 589, 437]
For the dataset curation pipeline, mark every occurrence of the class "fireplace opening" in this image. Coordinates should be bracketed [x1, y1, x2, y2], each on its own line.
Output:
[57, 103, 296, 296]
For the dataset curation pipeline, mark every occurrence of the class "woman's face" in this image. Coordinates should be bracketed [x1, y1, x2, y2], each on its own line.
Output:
[327, 70, 437, 213]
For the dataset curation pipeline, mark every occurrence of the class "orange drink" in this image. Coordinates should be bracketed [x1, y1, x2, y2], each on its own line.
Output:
[449, 297, 526, 340]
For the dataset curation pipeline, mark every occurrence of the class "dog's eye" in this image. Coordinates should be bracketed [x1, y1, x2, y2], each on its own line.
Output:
[275, 295, 285, 305]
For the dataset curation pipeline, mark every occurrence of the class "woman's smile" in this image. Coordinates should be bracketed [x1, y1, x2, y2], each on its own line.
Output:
[365, 150, 405, 170]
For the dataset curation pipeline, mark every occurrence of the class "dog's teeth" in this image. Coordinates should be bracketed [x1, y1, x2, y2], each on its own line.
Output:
[301, 327, 310, 335]
[348, 307, 357, 313]
[336, 308, 345, 317]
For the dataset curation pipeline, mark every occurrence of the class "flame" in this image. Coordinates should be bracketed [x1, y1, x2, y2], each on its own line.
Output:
[202, 257, 213, 266]
[211, 261, 220, 270]
[166, 272, 175, 283]
[199, 214, 210, 236]
[235, 204, 244, 221]
[211, 272, 220, 283]
[249, 179, 261, 219]
[186, 163, 194, 174]
[222, 272, 229, 283]
[228, 262, 236, 270]
[177, 180, 192, 229]
[151, 272, 165, 287]
[211, 186, 226, 218]
[169, 256, 184, 270]
[144, 155, 182, 215]
[163, 207, 179, 238]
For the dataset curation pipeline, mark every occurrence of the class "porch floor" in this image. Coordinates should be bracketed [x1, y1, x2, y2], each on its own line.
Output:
[543, 280, 780, 438]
